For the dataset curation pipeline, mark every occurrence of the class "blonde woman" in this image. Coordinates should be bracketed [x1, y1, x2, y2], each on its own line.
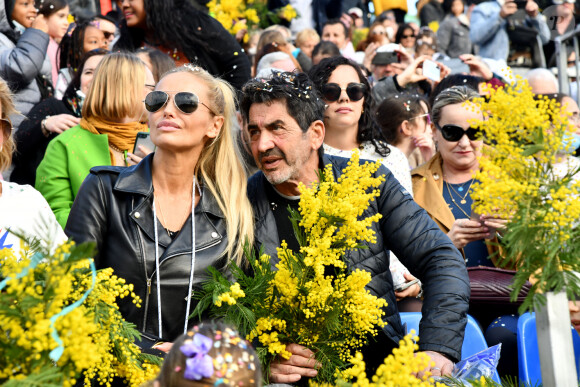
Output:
[65, 64, 254, 351]
[36, 52, 155, 227]
[0, 78, 65, 257]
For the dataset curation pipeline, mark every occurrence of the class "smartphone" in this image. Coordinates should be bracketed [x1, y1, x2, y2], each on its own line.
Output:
[394, 278, 419, 292]
[470, 210, 496, 239]
[133, 132, 156, 158]
[423, 59, 441, 82]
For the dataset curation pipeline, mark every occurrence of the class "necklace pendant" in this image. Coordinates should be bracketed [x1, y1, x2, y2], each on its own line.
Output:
[460, 199, 467, 204]
[458, 187, 464, 192]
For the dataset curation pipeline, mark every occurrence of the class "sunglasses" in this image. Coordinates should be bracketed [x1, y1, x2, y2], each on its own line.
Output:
[144, 91, 216, 115]
[435, 122, 481, 142]
[321, 82, 366, 102]
[412, 112, 431, 125]
[402, 34, 416, 39]
[0, 118, 12, 135]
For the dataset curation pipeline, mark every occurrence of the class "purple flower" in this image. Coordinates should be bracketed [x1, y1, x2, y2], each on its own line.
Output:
[180, 334, 214, 380]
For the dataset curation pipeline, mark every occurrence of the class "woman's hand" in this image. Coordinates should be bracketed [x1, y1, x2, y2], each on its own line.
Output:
[152, 341, 173, 353]
[269, 343, 319, 384]
[44, 114, 81, 135]
[447, 218, 490, 249]
[413, 132, 435, 161]
[126, 145, 152, 165]
[395, 272, 421, 301]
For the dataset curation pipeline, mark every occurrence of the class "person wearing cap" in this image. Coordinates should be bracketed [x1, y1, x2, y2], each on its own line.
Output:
[347, 7, 365, 28]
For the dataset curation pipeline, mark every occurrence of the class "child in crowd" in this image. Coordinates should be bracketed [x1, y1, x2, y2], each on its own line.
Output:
[150, 322, 262, 387]
[55, 19, 108, 98]
[36, 0, 70, 86]
[0, 0, 52, 129]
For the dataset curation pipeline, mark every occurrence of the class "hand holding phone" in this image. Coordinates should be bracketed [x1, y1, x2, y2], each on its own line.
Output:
[470, 210, 496, 239]
[395, 278, 420, 292]
[133, 132, 156, 158]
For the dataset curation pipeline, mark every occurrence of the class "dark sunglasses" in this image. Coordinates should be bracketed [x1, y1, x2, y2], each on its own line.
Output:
[321, 82, 366, 102]
[144, 91, 215, 115]
[402, 34, 416, 39]
[0, 118, 12, 134]
[435, 122, 481, 142]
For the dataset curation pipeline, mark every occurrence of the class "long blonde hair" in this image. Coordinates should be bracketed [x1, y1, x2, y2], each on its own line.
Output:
[0, 77, 17, 172]
[163, 65, 254, 265]
[82, 52, 147, 121]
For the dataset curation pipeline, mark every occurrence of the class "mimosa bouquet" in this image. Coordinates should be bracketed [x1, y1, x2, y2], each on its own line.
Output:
[192, 152, 388, 383]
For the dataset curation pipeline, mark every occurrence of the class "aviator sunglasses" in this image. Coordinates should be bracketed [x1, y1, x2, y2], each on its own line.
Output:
[321, 82, 367, 102]
[434, 122, 481, 142]
[0, 118, 12, 135]
[144, 91, 216, 115]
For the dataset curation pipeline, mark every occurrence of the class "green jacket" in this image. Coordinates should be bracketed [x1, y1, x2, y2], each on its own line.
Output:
[36, 125, 111, 228]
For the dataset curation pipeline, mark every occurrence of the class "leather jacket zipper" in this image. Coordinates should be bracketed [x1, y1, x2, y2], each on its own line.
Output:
[142, 238, 221, 333]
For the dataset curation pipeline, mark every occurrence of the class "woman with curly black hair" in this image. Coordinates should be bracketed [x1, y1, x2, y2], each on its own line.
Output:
[308, 56, 422, 310]
[114, 0, 251, 90]
[308, 56, 415, 194]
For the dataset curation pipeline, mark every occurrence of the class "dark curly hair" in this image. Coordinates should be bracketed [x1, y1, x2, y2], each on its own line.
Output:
[114, 0, 221, 73]
[308, 56, 390, 157]
[240, 71, 325, 134]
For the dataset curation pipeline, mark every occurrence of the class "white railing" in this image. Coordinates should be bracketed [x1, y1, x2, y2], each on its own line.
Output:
[556, 25, 580, 102]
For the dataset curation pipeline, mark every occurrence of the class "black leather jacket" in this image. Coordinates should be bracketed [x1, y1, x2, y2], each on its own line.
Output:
[248, 154, 470, 362]
[65, 155, 230, 342]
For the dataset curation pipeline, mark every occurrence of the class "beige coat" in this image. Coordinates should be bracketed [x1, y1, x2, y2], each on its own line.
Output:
[411, 152, 503, 267]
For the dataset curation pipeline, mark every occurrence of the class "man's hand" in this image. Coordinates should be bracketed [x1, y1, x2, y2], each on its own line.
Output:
[499, 0, 518, 19]
[363, 42, 379, 72]
[459, 54, 493, 81]
[395, 46, 413, 66]
[418, 351, 454, 378]
[397, 56, 429, 88]
[269, 343, 319, 384]
[525, 0, 539, 17]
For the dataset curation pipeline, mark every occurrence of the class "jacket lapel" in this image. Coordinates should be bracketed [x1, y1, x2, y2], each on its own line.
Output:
[413, 153, 456, 232]
[115, 154, 224, 260]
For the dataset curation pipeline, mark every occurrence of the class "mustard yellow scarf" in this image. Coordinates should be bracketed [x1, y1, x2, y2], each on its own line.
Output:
[81, 117, 148, 164]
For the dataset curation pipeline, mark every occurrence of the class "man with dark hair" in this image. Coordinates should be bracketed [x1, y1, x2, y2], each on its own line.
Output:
[321, 18, 356, 60]
[240, 71, 471, 384]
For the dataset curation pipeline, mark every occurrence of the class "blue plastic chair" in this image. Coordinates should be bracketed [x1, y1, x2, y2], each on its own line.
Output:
[399, 312, 501, 383]
[517, 312, 580, 385]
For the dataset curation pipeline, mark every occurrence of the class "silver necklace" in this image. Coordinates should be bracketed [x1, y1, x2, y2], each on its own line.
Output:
[151, 176, 201, 337]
